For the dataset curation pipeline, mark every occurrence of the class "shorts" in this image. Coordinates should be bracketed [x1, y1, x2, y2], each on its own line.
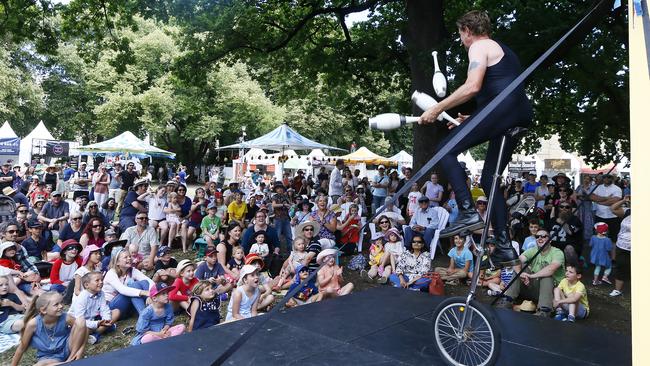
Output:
[0, 313, 23, 334]
[188, 221, 201, 229]
[615, 247, 630, 282]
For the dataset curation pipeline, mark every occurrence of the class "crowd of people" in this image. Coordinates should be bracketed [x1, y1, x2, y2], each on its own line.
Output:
[0, 157, 631, 364]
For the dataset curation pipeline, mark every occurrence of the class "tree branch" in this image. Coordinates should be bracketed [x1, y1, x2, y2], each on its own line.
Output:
[337, 13, 352, 42]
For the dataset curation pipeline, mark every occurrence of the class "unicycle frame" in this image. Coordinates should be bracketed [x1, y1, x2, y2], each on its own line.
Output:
[457, 133, 509, 337]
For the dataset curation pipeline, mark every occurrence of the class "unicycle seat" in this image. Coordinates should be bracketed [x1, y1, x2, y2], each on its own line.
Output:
[506, 127, 528, 138]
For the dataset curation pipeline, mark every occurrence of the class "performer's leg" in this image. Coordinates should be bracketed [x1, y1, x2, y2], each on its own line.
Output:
[480, 134, 522, 267]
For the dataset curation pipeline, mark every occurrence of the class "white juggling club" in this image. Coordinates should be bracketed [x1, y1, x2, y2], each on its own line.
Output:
[368, 113, 419, 131]
[411, 91, 459, 126]
[432, 51, 447, 98]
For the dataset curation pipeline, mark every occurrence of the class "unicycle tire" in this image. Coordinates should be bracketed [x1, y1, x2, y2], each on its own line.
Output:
[432, 296, 501, 366]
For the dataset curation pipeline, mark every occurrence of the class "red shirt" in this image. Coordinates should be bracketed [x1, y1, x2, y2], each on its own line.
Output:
[169, 277, 199, 302]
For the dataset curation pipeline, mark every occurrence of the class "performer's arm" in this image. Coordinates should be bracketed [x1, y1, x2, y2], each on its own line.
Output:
[420, 42, 488, 123]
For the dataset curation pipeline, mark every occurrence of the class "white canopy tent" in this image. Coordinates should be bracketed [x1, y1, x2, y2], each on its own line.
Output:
[0, 121, 19, 165]
[19, 121, 55, 165]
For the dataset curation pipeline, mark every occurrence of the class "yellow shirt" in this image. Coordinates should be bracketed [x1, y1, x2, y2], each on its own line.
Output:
[227, 201, 248, 223]
[558, 278, 589, 312]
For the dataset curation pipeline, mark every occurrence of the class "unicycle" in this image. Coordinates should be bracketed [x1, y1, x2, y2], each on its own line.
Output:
[431, 127, 527, 366]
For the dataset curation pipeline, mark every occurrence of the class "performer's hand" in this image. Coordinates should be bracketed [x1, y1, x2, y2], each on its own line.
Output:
[418, 106, 441, 125]
[448, 113, 469, 130]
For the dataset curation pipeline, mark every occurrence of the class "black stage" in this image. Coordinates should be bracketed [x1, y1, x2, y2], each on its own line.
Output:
[74, 286, 630, 365]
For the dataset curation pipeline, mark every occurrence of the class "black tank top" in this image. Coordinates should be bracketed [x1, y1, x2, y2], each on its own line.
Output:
[475, 41, 529, 109]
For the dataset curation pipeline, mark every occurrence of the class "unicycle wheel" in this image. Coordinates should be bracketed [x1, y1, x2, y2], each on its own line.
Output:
[432, 296, 501, 366]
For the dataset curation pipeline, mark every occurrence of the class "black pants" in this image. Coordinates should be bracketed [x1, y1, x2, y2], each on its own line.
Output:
[437, 96, 531, 233]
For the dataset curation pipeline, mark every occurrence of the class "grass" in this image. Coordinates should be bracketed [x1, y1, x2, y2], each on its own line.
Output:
[0, 246, 632, 365]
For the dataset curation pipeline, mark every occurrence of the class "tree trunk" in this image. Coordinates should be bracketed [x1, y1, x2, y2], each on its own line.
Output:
[404, 0, 449, 182]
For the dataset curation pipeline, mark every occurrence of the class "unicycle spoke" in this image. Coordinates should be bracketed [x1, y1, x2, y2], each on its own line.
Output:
[433, 300, 498, 366]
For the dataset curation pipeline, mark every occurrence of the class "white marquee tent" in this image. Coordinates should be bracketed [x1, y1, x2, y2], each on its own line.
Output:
[19, 121, 55, 165]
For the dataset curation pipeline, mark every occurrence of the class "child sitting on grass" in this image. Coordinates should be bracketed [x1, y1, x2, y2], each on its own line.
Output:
[169, 259, 198, 312]
[317, 249, 354, 299]
[434, 234, 473, 285]
[12, 292, 88, 365]
[361, 238, 387, 283]
[131, 283, 185, 345]
[187, 280, 221, 332]
[553, 264, 589, 323]
[225, 265, 260, 322]
[0, 275, 25, 335]
[272, 237, 308, 292]
[69, 272, 115, 345]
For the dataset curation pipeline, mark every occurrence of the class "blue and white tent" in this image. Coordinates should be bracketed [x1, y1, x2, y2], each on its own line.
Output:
[219, 123, 345, 152]
[77, 131, 175, 159]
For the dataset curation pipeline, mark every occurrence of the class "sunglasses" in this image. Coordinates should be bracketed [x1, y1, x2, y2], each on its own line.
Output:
[559, 205, 571, 209]
[477, 202, 487, 205]
[535, 234, 549, 239]
[92, 225, 102, 228]
[17, 210, 27, 213]
[136, 217, 149, 220]
[72, 217, 82, 221]
[5, 230, 17, 234]
[303, 228, 314, 232]
[412, 240, 424, 244]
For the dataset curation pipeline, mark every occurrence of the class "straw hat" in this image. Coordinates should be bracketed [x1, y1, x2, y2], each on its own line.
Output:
[316, 248, 339, 265]
[514, 300, 537, 313]
[296, 221, 320, 238]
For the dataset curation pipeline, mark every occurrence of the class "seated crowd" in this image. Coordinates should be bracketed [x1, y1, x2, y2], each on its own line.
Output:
[0, 159, 631, 364]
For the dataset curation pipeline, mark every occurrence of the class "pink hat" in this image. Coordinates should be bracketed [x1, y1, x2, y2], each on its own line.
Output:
[149, 283, 176, 298]
[594, 222, 608, 235]
[81, 244, 102, 266]
[384, 228, 402, 241]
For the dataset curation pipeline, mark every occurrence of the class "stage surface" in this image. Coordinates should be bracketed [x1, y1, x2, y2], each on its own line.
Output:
[74, 286, 630, 365]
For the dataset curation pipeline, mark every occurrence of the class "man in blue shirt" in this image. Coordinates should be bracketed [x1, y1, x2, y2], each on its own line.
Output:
[371, 165, 389, 214]
[523, 171, 540, 194]
[38, 191, 70, 231]
[404, 196, 439, 249]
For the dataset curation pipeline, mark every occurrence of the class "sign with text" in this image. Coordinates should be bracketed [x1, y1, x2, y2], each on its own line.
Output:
[0, 137, 20, 155]
[45, 141, 69, 157]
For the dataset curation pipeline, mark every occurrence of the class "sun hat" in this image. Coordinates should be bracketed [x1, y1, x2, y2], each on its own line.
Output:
[244, 253, 264, 269]
[329, 204, 342, 214]
[0, 241, 16, 257]
[133, 178, 149, 188]
[296, 221, 320, 238]
[34, 195, 46, 205]
[377, 165, 386, 170]
[316, 248, 339, 265]
[81, 244, 102, 266]
[176, 259, 194, 274]
[476, 196, 488, 203]
[384, 227, 402, 241]
[60, 239, 82, 254]
[103, 239, 128, 257]
[1, 187, 15, 196]
[594, 222, 609, 234]
[237, 265, 259, 286]
[318, 238, 336, 250]
[149, 283, 176, 298]
[515, 300, 537, 313]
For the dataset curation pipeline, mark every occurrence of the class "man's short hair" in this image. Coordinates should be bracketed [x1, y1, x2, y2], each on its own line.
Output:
[0, 220, 18, 234]
[456, 10, 491, 36]
[81, 272, 102, 288]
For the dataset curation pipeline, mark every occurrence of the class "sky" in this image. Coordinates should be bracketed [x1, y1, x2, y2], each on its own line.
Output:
[345, 10, 370, 27]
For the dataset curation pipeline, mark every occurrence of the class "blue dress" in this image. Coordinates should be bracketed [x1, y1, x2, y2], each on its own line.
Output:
[131, 304, 174, 345]
[589, 236, 612, 267]
[189, 296, 220, 330]
[30, 315, 70, 361]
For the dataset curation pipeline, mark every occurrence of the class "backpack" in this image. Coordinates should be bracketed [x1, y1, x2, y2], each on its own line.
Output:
[347, 254, 367, 271]
[0, 194, 15, 223]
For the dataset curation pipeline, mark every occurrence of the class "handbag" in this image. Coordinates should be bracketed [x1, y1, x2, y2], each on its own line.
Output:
[422, 272, 445, 296]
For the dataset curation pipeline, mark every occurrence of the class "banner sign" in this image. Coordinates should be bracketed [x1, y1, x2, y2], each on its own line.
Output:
[45, 141, 69, 157]
[0, 137, 20, 155]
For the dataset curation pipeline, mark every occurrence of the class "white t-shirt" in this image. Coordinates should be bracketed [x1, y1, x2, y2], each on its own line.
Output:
[407, 191, 422, 216]
[147, 195, 167, 220]
[250, 243, 269, 257]
[535, 185, 549, 208]
[616, 214, 631, 251]
[592, 184, 622, 219]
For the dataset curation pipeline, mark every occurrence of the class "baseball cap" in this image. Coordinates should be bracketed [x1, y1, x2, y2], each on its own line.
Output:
[377, 165, 386, 170]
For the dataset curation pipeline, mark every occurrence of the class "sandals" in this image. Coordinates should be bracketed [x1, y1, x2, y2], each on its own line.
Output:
[121, 326, 135, 336]
[601, 276, 612, 285]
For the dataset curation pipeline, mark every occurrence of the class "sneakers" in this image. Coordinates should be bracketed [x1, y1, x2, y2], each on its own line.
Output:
[554, 309, 566, 321]
[486, 289, 501, 297]
[88, 334, 98, 345]
[360, 270, 374, 283]
[601, 276, 612, 285]
[376, 276, 388, 285]
[609, 289, 623, 297]
[219, 292, 229, 302]
[563, 315, 576, 323]
[445, 279, 460, 286]
[494, 297, 513, 309]
[592, 279, 601, 286]
[534, 309, 551, 318]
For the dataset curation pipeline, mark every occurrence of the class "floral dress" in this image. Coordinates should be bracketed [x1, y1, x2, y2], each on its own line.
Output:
[309, 210, 336, 240]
